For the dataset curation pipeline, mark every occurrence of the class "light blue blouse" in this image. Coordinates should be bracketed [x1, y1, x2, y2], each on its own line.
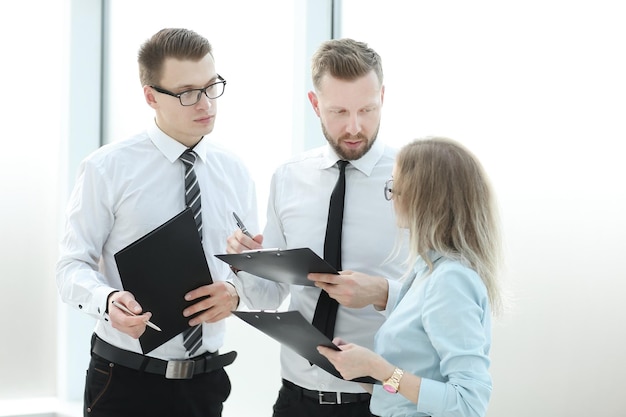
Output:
[370, 255, 493, 417]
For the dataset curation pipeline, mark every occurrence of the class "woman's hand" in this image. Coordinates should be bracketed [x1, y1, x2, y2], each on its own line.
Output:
[317, 338, 394, 382]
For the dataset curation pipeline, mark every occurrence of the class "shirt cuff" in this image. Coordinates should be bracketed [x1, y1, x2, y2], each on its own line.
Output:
[416, 378, 444, 416]
[381, 278, 403, 315]
[231, 272, 249, 309]
[93, 286, 119, 318]
[224, 280, 240, 310]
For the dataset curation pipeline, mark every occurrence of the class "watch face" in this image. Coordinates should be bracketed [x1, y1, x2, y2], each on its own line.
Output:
[383, 383, 397, 393]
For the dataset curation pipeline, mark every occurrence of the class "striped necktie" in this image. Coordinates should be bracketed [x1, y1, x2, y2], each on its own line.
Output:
[312, 160, 348, 340]
[180, 149, 203, 356]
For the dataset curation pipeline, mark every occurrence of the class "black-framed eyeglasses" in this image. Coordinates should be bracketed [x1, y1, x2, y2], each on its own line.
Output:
[384, 179, 395, 201]
[150, 74, 227, 106]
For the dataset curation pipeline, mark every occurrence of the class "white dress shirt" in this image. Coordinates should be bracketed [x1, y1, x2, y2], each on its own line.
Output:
[234, 139, 408, 394]
[56, 120, 258, 360]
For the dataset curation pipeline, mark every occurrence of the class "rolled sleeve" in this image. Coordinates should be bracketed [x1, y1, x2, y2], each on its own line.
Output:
[233, 271, 289, 310]
[382, 278, 403, 316]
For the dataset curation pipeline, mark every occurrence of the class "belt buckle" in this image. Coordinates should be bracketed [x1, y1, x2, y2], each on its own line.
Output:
[318, 392, 341, 405]
[165, 360, 195, 379]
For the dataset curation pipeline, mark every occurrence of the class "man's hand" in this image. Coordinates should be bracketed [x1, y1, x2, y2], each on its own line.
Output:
[307, 271, 389, 309]
[183, 281, 239, 325]
[226, 229, 264, 254]
[107, 291, 151, 339]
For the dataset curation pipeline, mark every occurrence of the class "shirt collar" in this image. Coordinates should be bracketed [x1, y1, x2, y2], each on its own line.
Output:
[147, 119, 209, 164]
[320, 138, 385, 175]
[412, 251, 444, 275]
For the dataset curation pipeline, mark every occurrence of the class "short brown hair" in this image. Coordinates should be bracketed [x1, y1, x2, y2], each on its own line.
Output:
[137, 28, 213, 86]
[311, 38, 383, 90]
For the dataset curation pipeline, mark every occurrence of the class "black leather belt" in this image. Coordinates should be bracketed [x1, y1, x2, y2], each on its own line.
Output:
[91, 334, 237, 379]
[282, 379, 371, 405]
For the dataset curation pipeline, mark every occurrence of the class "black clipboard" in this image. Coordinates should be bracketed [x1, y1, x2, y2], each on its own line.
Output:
[215, 248, 338, 286]
[232, 310, 377, 384]
[114, 208, 213, 353]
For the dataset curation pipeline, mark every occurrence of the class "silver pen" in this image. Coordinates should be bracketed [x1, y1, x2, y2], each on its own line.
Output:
[111, 300, 162, 332]
[232, 212, 253, 238]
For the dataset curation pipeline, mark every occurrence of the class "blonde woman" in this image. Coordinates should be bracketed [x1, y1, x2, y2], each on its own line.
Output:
[316, 137, 503, 417]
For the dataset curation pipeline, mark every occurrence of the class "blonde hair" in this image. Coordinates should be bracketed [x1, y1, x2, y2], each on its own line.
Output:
[394, 137, 503, 315]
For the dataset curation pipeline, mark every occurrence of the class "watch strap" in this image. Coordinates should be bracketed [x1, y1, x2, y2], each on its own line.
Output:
[382, 367, 404, 394]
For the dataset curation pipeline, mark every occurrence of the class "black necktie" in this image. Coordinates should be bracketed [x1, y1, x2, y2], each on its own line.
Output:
[312, 160, 348, 340]
[180, 149, 203, 356]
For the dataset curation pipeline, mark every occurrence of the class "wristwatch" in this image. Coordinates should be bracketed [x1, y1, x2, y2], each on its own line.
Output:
[383, 367, 404, 394]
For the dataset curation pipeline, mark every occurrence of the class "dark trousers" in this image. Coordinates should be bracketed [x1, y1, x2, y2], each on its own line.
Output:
[272, 382, 374, 417]
[84, 353, 231, 417]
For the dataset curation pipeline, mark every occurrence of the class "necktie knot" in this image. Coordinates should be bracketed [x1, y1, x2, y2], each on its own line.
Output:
[337, 159, 348, 171]
[180, 149, 197, 167]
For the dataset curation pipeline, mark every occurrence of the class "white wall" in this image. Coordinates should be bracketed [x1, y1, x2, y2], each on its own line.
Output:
[0, 0, 65, 403]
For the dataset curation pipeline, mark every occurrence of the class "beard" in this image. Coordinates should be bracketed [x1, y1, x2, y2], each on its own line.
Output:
[321, 122, 380, 161]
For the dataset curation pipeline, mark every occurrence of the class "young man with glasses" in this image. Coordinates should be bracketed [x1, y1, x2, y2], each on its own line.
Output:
[227, 38, 409, 417]
[56, 28, 257, 417]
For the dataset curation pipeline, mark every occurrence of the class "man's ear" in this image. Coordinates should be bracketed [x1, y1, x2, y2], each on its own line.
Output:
[308, 91, 321, 117]
[144, 85, 158, 109]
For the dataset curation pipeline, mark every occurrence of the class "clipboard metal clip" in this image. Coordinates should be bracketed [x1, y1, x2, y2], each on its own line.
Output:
[242, 248, 281, 259]
[250, 309, 279, 318]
